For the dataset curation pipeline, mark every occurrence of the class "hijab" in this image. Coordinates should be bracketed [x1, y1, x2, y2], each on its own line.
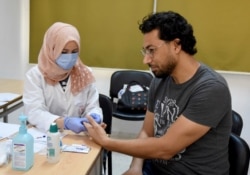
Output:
[38, 22, 95, 95]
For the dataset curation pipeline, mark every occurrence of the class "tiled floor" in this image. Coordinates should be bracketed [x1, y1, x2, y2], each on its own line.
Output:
[109, 132, 136, 175]
[111, 151, 132, 175]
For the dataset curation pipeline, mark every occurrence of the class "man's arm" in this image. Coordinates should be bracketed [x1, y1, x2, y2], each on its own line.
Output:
[84, 112, 210, 160]
[123, 111, 155, 174]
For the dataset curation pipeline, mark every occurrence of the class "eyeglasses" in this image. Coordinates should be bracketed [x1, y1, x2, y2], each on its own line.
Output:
[140, 42, 165, 58]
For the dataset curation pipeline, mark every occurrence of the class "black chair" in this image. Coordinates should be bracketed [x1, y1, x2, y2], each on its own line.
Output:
[229, 133, 250, 175]
[231, 110, 243, 136]
[109, 70, 153, 121]
[99, 94, 113, 175]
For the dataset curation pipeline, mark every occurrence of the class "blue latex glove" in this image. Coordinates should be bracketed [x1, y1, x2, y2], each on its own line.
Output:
[89, 113, 102, 124]
[64, 117, 88, 134]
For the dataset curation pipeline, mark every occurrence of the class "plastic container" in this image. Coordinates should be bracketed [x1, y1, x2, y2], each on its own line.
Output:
[47, 122, 60, 163]
[12, 114, 34, 171]
[0, 142, 8, 167]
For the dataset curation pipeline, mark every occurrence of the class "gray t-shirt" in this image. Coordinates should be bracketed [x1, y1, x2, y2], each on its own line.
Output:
[148, 64, 232, 175]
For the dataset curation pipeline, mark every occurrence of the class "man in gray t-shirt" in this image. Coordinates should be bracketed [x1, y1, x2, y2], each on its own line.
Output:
[84, 11, 232, 175]
[148, 63, 231, 174]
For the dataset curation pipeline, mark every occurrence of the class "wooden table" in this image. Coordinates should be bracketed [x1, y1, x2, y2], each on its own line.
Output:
[0, 131, 103, 175]
[0, 79, 23, 122]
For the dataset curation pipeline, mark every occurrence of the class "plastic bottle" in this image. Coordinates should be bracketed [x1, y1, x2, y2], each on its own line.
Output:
[12, 114, 34, 171]
[47, 122, 60, 163]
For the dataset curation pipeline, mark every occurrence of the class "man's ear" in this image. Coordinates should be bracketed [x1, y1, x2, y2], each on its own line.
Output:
[173, 38, 181, 52]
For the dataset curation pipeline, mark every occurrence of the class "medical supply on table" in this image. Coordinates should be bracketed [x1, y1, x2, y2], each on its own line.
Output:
[12, 114, 34, 171]
[0, 122, 19, 140]
[62, 144, 90, 153]
[47, 123, 60, 163]
[0, 142, 8, 167]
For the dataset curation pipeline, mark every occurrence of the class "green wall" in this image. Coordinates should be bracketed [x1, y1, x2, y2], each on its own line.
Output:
[30, 0, 250, 72]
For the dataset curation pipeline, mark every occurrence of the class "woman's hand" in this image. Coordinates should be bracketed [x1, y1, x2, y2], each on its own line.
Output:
[64, 117, 88, 133]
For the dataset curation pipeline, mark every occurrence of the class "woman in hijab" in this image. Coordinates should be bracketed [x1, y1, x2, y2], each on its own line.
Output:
[23, 22, 102, 133]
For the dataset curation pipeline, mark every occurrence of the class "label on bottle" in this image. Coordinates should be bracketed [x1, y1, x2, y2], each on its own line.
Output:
[48, 148, 55, 157]
[47, 134, 60, 163]
[12, 143, 26, 168]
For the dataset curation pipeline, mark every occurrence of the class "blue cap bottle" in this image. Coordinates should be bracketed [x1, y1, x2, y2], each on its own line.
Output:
[12, 114, 34, 171]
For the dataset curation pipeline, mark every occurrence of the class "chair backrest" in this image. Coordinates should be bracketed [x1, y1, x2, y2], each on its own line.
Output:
[99, 94, 113, 134]
[231, 110, 243, 136]
[109, 70, 153, 100]
[229, 133, 250, 175]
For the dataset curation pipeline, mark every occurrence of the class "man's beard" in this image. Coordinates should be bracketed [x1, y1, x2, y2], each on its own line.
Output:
[150, 58, 176, 78]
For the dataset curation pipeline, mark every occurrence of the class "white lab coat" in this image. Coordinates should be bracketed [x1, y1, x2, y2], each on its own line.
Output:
[23, 65, 103, 132]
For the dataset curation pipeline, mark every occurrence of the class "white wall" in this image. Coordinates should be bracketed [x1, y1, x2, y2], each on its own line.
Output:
[1, 0, 250, 149]
[0, 0, 30, 80]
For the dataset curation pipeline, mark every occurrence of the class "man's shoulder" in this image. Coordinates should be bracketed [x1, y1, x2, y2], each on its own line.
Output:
[197, 64, 228, 85]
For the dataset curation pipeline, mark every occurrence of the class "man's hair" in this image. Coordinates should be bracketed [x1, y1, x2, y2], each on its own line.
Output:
[139, 11, 197, 55]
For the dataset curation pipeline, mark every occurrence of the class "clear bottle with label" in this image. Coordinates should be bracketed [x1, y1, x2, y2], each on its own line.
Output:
[12, 114, 34, 171]
[47, 122, 60, 163]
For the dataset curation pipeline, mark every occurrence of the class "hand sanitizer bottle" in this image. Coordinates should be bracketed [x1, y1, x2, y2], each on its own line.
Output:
[12, 114, 34, 171]
[47, 122, 60, 163]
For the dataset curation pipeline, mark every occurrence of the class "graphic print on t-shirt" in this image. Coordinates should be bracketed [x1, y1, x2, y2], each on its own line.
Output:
[154, 96, 179, 137]
[153, 96, 184, 165]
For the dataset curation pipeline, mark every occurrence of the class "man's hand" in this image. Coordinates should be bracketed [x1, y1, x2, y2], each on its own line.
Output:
[122, 168, 143, 175]
[84, 115, 109, 146]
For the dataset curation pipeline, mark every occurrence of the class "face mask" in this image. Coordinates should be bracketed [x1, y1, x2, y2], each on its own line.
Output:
[56, 52, 78, 70]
